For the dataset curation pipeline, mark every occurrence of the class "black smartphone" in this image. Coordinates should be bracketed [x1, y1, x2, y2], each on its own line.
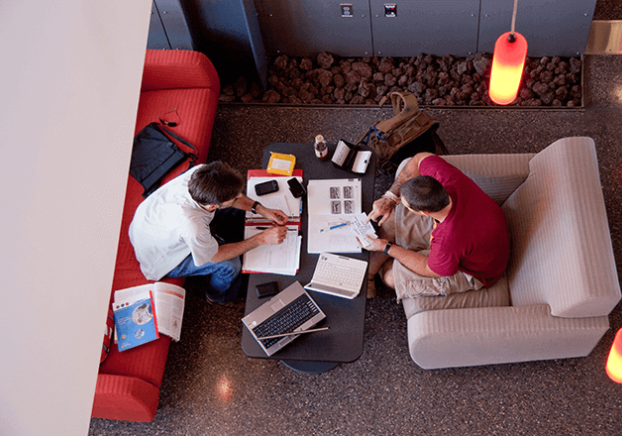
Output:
[256, 281, 279, 298]
[287, 178, 307, 198]
[255, 180, 279, 196]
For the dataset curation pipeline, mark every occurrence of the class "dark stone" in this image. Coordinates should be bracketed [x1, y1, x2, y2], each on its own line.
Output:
[408, 81, 425, 95]
[532, 82, 550, 96]
[333, 74, 345, 88]
[317, 51, 334, 69]
[473, 54, 491, 75]
[318, 69, 333, 87]
[540, 92, 555, 105]
[520, 89, 534, 100]
[345, 70, 361, 85]
[539, 70, 554, 83]
[384, 73, 397, 87]
[352, 62, 373, 79]
[250, 82, 263, 98]
[298, 89, 314, 103]
[262, 90, 281, 103]
[222, 84, 235, 96]
[300, 58, 313, 71]
[425, 88, 438, 101]
[274, 55, 288, 70]
[233, 77, 247, 97]
[378, 60, 394, 74]
[570, 57, 582, 73]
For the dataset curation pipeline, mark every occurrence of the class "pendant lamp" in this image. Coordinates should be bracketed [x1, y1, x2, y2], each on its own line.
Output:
[489, 0, 528, 105]
[607, 329, 622, 383]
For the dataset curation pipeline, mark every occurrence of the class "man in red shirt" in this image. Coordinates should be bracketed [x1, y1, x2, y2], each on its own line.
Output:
[364, 152, 510, 299]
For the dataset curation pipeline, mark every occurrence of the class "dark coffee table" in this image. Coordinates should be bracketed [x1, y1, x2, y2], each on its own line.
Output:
[240, 141, 376, 373]
[242, 143, 376, 374]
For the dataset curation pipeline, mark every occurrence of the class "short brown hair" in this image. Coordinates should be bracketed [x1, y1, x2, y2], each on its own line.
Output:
[188, 161, 244, 206]
[401, 176, 450, 213]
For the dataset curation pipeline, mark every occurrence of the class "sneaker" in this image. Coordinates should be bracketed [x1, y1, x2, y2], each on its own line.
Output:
[205, 291, 245, 311]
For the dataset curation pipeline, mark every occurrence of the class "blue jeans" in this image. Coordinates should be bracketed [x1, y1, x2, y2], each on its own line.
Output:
[167, 254, 242, 303]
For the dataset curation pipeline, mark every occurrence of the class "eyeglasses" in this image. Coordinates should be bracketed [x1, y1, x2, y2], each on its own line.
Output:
[159, 108, 181, 127]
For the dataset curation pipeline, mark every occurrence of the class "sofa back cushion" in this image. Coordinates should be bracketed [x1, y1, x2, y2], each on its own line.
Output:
[501, 137, 621, 318]
[443, 154, 533, 205]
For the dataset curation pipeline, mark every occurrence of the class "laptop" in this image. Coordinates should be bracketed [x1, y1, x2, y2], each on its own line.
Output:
[242, 281, 326, 356]
[304, 252, 368, 299]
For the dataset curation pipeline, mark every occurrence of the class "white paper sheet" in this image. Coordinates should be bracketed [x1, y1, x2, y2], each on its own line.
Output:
[307, 178, 363, 253]
[242, 225, 301, 275]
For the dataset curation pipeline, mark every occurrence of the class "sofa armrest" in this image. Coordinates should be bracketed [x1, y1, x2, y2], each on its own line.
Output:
[91, 374, 161, 422]
[141, 49, 220, 93]
[408, 304, 610, 369]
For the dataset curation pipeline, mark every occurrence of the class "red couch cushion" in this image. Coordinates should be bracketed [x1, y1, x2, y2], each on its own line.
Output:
[94, 49, 220, 422]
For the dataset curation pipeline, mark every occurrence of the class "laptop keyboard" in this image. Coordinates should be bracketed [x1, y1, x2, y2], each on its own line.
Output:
[253, 294, 320, 349]
[315, 261, 360, 288]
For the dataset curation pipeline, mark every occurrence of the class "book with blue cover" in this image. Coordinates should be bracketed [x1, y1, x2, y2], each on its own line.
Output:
[112, 290, 159, 351]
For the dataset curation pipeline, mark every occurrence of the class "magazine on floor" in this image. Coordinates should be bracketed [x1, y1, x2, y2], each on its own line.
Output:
[114, 282, 185, 342]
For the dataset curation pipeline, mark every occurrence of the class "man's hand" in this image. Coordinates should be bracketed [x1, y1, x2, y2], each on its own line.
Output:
[357, 236, 388, 252]
[368, 197, 397, 227]
[258, 226, 288, 245]
[260, 206, 288, 226]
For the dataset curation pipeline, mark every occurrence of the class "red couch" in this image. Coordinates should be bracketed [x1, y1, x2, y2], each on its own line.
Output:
[91, 49, 220, 422]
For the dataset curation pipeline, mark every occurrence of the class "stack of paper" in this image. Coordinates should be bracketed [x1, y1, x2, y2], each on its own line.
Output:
[307, 178, 368, 254]
[242, 169, 303, 276]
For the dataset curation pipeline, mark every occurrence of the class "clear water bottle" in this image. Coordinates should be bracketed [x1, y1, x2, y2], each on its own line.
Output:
[314, 135, 329, 161]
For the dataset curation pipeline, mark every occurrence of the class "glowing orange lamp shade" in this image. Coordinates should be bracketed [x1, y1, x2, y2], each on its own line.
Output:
[607, 329, 622, 383]
[489, 32, 528, 105]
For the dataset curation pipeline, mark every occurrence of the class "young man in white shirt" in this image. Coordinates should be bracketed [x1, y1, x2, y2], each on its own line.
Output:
[129, 161, 288, 303]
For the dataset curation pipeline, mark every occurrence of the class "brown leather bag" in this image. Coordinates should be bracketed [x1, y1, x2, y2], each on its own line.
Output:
[355, 91, 447, 171]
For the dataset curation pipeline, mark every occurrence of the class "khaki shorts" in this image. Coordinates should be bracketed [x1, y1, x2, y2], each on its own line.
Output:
[392, 203, 484, 302]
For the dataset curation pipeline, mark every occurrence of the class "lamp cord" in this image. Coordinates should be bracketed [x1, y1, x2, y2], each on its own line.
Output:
[511, 0, 518, 35]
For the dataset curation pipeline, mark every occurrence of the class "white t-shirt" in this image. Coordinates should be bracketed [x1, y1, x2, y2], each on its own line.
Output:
[129, 165, 219, 281]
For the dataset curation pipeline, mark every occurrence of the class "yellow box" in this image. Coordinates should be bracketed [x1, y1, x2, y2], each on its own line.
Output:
[266, 152, 296, 176]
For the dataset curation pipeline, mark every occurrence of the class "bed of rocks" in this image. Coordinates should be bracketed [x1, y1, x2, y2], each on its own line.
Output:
[220, 52, 582, 107]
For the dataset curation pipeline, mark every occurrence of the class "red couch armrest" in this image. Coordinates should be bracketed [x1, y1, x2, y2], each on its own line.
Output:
[141, 49, 220, 92]
[92, 374, 161, 422]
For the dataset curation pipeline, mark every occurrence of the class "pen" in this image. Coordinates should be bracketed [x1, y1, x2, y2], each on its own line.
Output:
[319, 222, 348, 233]
[256, 226, 298, 231]
[257, 327, 330, 340]
[299, 199, 303, 215]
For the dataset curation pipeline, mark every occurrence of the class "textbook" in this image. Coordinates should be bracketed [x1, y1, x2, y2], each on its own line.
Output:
[114, 282, 186, 342]
[113, 291, 159, 352]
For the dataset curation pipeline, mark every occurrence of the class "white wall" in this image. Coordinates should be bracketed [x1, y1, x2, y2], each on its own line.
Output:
[0, 1, 152, 435]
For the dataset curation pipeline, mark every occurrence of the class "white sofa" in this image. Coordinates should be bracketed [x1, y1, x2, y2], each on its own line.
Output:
[402, 137, 621, 369]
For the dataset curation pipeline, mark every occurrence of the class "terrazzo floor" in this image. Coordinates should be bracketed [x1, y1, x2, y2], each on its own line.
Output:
[89, 30, 622, 436]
